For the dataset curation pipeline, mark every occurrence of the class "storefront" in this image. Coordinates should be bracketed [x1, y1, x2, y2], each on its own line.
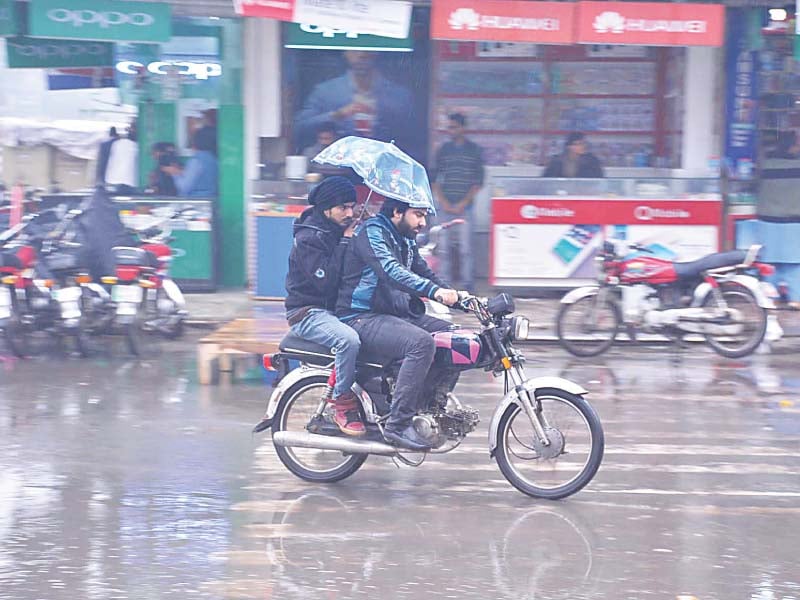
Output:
[725, 5, 800, 303]
[430, 0, 726, 287]
[1, 0, 246, 289]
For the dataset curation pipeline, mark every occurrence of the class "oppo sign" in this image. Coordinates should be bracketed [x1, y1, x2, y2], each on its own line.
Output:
[116, 60, 222, 81]
[47, 8, 154, 28]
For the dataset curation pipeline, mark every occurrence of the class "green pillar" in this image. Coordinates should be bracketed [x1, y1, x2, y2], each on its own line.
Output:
[218, 18, 245, 287]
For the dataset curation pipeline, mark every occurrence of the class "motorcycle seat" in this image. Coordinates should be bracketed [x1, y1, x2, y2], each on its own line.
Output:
[278, 331, 386, 369]
[673, 250, 749, 280]
[0, 249, 23, 269]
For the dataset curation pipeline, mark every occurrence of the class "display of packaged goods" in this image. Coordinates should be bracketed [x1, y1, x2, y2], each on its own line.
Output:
[551, 62, 655, 95]
[549, 98, 655, 132]
[437, 62, 546, 95]
[435, 98, 544, 131]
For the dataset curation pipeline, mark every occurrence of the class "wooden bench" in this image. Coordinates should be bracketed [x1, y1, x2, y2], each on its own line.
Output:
[197, 317, 285, 385]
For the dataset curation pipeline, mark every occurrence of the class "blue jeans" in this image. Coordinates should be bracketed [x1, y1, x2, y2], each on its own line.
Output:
[439, 209, 474, 290]
[290, 309, 360, 398]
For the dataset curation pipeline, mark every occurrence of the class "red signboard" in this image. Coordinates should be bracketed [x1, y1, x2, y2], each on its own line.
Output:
[235, 0, 294, 21]
[492, 198, 722, 226]
[431, 0, 575, 44]
[576, 2, 724, 47]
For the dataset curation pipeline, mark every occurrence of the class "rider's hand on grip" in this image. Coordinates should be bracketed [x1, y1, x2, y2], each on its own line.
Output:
[434, 288, 459, 306]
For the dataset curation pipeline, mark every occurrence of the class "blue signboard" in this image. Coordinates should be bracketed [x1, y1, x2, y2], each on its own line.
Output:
[724, 8, 759, 180]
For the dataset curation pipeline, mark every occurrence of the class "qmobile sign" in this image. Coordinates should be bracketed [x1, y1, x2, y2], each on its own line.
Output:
[29, 0, 171, 43]
[432, 0, 724, 47]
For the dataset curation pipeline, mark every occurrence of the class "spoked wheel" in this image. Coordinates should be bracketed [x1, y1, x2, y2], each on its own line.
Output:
[702, 282, 768, 358]
[495, 389, 604, 500]
[556, 292, 621, 357]
[272, 376, 367, 483]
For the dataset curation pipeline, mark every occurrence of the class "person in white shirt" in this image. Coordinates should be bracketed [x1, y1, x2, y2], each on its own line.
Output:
[105, 123, 139, 195]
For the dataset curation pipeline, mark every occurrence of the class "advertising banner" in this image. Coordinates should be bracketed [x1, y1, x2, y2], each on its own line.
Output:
[431, 0, 575, 44]
[724, 8, 759, 180]
[6, 36, 114, 68]
[285, 23, 413, 52]
[237, 0, 411, 39]
[576, 1, 724, 47]
[491, 197, 721, 284]
[0, 0, 18, 36]
[29, 0, 171, 43]
[47, 67, 116, 90]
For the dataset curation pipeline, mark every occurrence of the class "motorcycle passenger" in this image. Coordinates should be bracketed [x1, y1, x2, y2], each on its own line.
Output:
[285, 176, 365, 436]
[336, 198, 460, 451]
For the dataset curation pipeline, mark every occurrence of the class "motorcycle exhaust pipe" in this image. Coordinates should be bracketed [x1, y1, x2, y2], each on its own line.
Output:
[272, 430, 398, 456]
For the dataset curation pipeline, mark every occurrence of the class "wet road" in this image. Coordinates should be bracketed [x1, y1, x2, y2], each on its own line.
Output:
[1, 335, 799, 599]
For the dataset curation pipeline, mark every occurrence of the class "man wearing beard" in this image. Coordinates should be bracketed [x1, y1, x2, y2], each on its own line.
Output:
[285, 176, 364, 436]
[336, 198, 459, 451]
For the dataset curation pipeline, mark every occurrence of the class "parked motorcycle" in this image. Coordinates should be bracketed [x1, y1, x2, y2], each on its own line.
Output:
[254, 293, 604, 500]
[556, 240, 776, 358]
[1, 209, 92, 357]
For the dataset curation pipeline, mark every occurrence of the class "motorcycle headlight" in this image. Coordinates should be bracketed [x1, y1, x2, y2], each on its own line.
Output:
[510, 316, 530, 341]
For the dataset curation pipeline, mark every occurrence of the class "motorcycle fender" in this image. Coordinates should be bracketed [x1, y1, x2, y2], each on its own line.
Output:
[86, 282, 110, 301]
[253, 365, 332, 433]
[560, 286, 599, 305]
[487, 377, 589, 456]
[162, 279, 186, 309]
[693, 275, 775, 310]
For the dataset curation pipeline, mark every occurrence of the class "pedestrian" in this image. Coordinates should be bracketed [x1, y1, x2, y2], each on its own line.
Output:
[431, 113, 484, 292]
[95, 126, 119, 185]
[543, 132, 604, 178]
[105, 122, 139, 195]
[162, 128, 218, 198]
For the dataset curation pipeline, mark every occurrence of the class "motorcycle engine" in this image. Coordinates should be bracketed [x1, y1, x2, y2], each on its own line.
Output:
[413, 405, 481, 449]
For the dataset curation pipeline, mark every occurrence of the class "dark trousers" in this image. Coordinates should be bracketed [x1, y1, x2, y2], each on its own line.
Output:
[348, 313, 451, 432]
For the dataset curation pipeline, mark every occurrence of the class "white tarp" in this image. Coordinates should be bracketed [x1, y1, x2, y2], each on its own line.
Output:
[0, 117, 119, 160]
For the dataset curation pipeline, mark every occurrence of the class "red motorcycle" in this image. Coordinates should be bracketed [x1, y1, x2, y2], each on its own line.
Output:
[556, 240, 777, 358]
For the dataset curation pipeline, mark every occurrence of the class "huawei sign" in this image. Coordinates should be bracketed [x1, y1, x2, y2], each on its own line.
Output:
[578, 2, 724, 46]
[432, 0, 575, 44]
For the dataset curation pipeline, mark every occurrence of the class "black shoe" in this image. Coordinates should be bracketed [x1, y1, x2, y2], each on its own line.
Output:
[383, 425, 431, 452]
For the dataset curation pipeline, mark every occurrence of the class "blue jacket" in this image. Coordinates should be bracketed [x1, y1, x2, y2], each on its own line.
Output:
[174, 150, 218, 198]
[336, 213, 448, 320]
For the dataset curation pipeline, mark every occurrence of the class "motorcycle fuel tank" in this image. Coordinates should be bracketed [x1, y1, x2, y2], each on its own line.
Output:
[619, 256, 678, 285]
[433, 330, 483, 370]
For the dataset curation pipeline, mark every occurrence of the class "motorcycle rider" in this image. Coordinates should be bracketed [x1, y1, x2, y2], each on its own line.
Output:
[285, 176, 365, 436]
[336, 197, 460, 451]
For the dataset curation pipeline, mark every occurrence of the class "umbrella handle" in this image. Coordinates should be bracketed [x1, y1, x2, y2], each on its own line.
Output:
[355, 188, 373, 224]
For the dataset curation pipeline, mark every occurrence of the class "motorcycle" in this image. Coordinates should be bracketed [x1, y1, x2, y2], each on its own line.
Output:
[2, 209, 92, 357]
[253, 293, 604, 500]
[556, 239, 777, 358]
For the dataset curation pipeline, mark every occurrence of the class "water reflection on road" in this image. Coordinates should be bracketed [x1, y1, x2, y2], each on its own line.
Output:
[0, 341, 798, 598]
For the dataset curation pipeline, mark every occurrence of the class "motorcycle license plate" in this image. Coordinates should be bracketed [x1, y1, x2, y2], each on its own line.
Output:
[0, 287, 11, 319]
[112, 285, 143, 304]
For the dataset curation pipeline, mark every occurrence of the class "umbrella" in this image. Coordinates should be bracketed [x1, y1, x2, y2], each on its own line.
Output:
[312, 136, 436, 214]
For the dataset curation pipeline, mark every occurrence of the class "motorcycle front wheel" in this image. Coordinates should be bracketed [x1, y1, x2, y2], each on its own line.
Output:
[4, 313, 31, 358]
[702, 281, 768, 358]
[495, 389, 604, 500]
[556, 292, 621, 357]
[272, 375, 367, 483]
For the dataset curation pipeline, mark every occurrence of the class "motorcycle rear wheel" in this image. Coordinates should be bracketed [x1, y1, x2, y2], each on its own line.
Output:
[702, 281, 767, 358]
[556, 293, 621, 357]
[495, 389, 604, 500]
[272, 376, 367, 483]
[4, 313, 31, 358]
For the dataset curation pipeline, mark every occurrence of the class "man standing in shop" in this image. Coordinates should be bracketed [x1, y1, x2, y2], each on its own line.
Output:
[431, 113, 484, 292]
[543, 132, 604, 178]
[105, 122, 139, 195]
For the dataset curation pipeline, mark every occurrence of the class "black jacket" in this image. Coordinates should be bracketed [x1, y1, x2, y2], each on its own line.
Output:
[336, 213, 448, 320]
[543, 152, 604, 178]
[284, 208, 349, 314]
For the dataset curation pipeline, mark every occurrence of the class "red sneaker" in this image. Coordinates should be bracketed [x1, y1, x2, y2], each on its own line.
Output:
[332, 392, 365, 437]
